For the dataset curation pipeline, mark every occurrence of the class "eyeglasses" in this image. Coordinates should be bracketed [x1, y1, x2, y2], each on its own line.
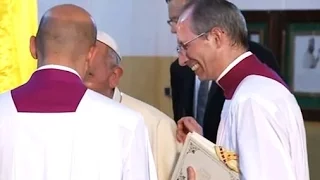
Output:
[167, 18, 178, 26]
[176, 32, 206, 54]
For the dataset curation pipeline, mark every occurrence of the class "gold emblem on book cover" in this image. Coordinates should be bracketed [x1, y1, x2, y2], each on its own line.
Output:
[215, 146, 239, 173]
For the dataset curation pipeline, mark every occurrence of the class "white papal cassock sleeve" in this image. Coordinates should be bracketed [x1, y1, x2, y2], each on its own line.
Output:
[234, 98, 296, 180]
[122, 118, 157, 180]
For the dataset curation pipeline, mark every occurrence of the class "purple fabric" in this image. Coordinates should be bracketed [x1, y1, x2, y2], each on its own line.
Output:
[11, 69, 87, 113]
[218, 54, 287, 99]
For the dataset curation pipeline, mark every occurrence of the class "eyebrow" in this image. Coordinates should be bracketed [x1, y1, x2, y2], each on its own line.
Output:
[169, 16, 179, 20]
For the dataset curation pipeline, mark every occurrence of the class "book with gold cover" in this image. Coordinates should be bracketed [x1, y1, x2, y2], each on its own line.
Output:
[171, 132, 240, 180]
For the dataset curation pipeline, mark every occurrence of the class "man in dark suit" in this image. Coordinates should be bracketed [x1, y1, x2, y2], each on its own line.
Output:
[166, 0, 282, 143]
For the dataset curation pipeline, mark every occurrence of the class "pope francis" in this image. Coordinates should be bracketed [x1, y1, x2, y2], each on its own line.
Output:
[84, 31, 180, 180]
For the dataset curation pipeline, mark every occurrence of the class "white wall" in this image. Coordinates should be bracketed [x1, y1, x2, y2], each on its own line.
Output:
[38, 0, 320, 57]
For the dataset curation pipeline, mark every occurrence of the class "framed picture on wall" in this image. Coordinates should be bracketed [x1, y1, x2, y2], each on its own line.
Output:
[284, 23, 320, 109]
[247, 23, 268, 45]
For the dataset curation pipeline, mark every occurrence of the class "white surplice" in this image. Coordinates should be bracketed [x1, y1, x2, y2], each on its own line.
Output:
[0, 65, 155, 180]
[216, 52, 309, 180]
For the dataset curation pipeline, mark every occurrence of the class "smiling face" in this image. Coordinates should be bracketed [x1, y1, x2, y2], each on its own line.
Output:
[175, 0, 249, 81]
[176, 10, 221, 80]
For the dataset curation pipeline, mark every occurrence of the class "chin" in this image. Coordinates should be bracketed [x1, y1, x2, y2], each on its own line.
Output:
[195, 71, 208, 81]
[194, 67, 205, 79]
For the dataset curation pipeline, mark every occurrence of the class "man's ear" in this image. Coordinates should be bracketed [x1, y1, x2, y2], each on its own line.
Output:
[87, 45, 98, 65]
[85, 45, 98, 74]
[29, 36, 37, 59]
[109, 66, 123, 88]
[207, 27, 224, 49]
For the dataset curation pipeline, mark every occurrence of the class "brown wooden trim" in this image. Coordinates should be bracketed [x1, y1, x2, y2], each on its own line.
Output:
[268, 12, 283, 64]
[242, 11, 270, 22]
[283, 10, 320, 22]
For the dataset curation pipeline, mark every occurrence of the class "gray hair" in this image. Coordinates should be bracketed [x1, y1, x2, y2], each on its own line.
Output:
[182, 0, 248, 48]
[106, 46, 121, 66]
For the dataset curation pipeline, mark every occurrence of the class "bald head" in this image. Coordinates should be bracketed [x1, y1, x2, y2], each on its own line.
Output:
[35, 4, 97, 61]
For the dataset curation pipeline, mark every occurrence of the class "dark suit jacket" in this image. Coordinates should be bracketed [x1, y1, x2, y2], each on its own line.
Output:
[170, 41, 282, 143]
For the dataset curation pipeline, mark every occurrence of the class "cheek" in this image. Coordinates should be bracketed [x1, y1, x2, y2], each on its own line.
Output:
[186, 46, 205, 65]
[86, 69, 111, 89]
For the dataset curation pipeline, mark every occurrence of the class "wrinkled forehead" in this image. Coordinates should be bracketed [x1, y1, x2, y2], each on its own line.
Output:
[96, 41, 109, 54]
[96, 41, 120, 66]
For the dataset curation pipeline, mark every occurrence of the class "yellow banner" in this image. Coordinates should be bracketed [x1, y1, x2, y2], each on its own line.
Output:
[0, 0, 38, 93]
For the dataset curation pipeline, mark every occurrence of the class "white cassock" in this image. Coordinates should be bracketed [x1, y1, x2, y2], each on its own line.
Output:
[216, 52, 309, 180]
[113, 87, 179, 180]
[95, 30, 173, 180]
[0, 65, 155, 180]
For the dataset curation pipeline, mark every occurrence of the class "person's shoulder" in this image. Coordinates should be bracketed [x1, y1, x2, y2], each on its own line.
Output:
[170, 58, 180, 69]
[248, 41, 272, 53]
[0, 91, 14, 115]
[121, 93, 176, 126]
[82, 90, 145, 130]
[248, 41, 275, 60]
[233, 75, 292, 103]
[0, 90, 11, 100]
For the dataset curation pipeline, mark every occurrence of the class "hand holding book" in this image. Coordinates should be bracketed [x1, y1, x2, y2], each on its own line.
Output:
[171, 132, 239, 180]
[176, 116, 203, 143]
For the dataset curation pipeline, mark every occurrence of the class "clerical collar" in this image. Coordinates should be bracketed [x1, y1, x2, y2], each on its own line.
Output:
[112, 87, 122, 103]
[37, 64, 81, 79]
[216, 51, 252, 82]
[217, 51, 286, 99]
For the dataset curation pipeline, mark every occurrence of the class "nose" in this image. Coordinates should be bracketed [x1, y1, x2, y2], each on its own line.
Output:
[178, 52, 188, 66]
[170, 24, 177, 34]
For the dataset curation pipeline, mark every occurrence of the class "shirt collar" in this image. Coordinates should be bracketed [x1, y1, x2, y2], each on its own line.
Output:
[216, 51, 253, 83]
[37, 64, 81, 79]
[112, 87, 122, 103]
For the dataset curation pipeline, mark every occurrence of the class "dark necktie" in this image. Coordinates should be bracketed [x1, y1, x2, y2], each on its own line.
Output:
[196, 80, 209, 127]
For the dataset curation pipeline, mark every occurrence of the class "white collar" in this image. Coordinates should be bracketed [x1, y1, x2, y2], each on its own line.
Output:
[37, 64, 81, 79]
[112, 87, 122, 103]
[216, 51, 252, 82]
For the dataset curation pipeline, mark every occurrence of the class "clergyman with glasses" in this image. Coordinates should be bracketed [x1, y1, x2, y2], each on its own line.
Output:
[174, 0, 309, 179]
[166, 0, 283, 146]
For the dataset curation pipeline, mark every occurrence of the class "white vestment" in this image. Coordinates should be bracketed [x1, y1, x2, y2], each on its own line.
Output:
[0, 66, 154, 180]
[113, 88, 179, 180]
[216, 52, 309, 180]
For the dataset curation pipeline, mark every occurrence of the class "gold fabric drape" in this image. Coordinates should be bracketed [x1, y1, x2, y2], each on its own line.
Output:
[0, 0, 38, 93]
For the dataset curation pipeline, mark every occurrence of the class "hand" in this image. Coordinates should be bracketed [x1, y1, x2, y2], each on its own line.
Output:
[187, 166, 196, 180]
[176, 116, 203, 143]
